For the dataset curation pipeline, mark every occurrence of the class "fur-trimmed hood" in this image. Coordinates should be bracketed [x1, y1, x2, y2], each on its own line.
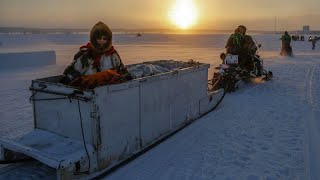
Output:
[90, 21, 113, 53]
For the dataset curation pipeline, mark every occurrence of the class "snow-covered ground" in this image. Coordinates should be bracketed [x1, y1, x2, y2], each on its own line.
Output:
[0, 33, 319, 179]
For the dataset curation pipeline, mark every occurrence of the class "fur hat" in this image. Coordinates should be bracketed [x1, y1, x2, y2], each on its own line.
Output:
[90, 21, 113, 52]
[238, 25, 247, 34]
[234, 27, 243, 34]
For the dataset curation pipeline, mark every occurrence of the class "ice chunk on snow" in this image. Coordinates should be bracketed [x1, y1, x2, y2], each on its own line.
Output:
[0, 51, 56, 69]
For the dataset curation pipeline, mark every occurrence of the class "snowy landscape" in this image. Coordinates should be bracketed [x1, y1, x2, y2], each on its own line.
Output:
[0, 32, 320, 179]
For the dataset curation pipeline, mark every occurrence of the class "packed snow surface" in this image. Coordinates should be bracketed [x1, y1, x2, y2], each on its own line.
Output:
[0, 33, 319, 179]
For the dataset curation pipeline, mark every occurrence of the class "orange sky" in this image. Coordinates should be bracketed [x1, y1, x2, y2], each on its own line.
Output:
[1, 0, 320, 31]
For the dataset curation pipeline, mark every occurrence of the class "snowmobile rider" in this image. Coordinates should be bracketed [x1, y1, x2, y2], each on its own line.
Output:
[225, 27, 244, 56]
[225, 25, 256, 70]
[60, 21, 132, 84]
[280, 31, 292, 56]
[238, 25, 255, 55]
[237, 25, 258, 71]
[312, 36, 317, 50]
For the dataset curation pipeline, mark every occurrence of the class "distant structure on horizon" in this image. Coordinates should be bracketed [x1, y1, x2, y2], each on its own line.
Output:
[303, 26, 310, 33]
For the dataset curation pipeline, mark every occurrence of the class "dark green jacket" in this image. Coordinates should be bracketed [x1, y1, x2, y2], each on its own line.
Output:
[281, 34, 291, 44]
[225, 33, 244, 48]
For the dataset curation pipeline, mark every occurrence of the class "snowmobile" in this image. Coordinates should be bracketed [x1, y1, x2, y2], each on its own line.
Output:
[280, 43, 293, 56]
[208, 43, 273, 94]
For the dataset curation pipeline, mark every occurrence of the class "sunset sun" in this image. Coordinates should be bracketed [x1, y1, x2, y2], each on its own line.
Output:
[168, 0, 198, 29]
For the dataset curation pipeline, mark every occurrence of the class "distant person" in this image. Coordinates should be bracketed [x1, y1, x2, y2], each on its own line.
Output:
[300, 35, 304, 41]
[60, 21, 132, 88]
[292, 35, 299, 41]
[280, 31, 293, 56]
[312, 36, 317, 50]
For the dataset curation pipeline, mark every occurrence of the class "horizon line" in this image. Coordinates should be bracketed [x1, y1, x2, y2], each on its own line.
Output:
[1, 26, 319, 34]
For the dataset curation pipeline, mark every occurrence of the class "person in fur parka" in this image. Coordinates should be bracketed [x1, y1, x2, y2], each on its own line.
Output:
[61, 21, 132, 84]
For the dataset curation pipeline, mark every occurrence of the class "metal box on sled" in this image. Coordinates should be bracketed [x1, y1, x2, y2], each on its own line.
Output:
[0, 60, 220, 179]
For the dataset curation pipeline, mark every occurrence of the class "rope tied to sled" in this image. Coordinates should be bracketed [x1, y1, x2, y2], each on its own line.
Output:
[29, 85, 91, 103]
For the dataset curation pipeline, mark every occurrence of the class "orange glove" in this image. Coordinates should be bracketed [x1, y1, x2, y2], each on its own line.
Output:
[70, 70, 127, 89]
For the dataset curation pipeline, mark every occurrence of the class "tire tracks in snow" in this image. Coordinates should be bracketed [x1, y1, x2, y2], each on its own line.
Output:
[304, 63, 320, 180]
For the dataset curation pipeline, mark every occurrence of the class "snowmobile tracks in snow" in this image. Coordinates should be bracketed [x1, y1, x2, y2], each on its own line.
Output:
[187, 61, 313, 179]
[304, 63, 320, 179]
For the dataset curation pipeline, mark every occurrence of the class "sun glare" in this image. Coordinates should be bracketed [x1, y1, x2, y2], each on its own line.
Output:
[168, 0, 197, 29]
